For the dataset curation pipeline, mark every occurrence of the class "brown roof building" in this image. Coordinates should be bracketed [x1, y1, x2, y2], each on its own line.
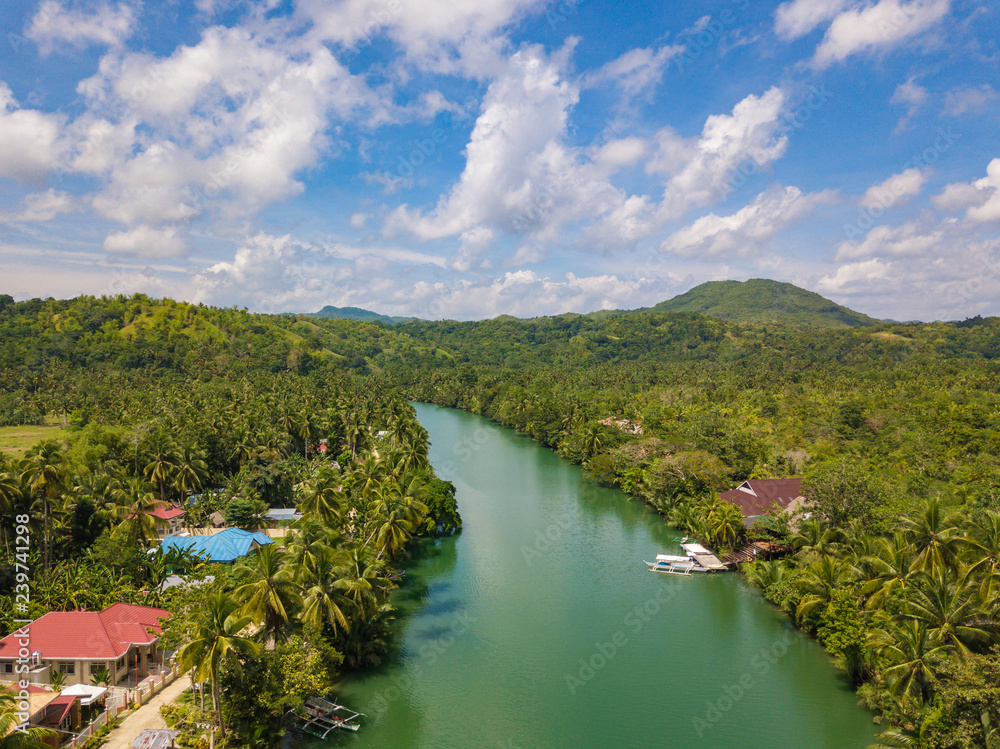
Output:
[720, 478, 806, 524]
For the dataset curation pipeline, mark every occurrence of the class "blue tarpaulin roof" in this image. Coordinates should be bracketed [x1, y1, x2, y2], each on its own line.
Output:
[161, 528, 273, 562]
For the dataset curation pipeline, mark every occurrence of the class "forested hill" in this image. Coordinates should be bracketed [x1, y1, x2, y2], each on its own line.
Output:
[0, 294, 450, 381]
[309, 305, 418, 325]
[642, 279, 880, 328]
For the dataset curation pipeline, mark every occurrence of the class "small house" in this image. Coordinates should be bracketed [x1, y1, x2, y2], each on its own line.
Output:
[719, 478, 806, 527]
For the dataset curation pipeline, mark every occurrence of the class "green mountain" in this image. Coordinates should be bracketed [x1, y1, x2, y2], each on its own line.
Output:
[645, 279, 879, 328]
[310, 305, 417, 325]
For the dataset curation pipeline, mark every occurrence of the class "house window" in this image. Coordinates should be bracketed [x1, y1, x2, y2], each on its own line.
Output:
[58, 662, 75, 675]
[116, 656, 126, 670]
[1, 662, 13, 674]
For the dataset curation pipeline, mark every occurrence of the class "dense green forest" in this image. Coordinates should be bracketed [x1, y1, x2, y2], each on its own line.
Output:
[0, 293, 459, 747]
[1, 290, 999, 747]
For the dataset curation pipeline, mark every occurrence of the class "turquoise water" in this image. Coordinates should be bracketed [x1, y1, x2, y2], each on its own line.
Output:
[310, 403, 876, 748]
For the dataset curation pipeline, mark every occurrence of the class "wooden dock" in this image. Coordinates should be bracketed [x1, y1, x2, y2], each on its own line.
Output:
[679, 543, 729, 571]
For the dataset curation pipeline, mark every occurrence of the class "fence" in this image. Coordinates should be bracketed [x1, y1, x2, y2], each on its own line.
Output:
[66, 665, 180, 747]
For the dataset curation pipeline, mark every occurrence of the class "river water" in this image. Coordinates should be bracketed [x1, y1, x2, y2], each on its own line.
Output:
[314, 403, 876, 748]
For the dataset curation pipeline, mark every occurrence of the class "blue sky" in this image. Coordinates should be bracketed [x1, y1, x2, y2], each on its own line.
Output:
[0, 0, 998, 320]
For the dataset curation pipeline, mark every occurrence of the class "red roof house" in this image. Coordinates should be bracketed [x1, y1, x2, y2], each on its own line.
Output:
[719, 478, 806, 525]
[0, 603, 170, 688]
[147, 503, 187, 537]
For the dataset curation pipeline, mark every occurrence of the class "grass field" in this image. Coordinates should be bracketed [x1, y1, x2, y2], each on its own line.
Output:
[0, 424, 69, 455]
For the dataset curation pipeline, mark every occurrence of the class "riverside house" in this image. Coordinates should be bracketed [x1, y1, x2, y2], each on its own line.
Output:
[0, 603, 170, 687]
[719, 478, 806, 527]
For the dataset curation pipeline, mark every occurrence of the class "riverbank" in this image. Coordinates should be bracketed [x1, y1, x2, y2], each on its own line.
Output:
[307, 403, 876, 748]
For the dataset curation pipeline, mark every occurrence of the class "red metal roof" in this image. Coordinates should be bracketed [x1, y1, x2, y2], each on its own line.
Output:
[720, 478, 804, 517]
[44, 695, 76, 726]
[0, 604, 170, 661]
[148, 503, 186, 520]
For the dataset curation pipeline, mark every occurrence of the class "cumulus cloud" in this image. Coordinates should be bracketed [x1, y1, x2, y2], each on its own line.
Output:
[931, 158, 1000, 223]
[661, 185, 836, 258]
[774, 0, 951, 68]
[859, 167, 927, 210]
[811, 0, 951, 69]
[1, 189, 75, 223]
[658, 86, 789, 219]
[0, 84, 63, 183]
[297, 0, 544, 74]
[27, 0, 137, 55]
[104, 225, 186, 258]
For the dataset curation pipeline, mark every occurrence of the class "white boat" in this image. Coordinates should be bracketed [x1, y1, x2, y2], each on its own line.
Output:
[645, 554, 711, 575]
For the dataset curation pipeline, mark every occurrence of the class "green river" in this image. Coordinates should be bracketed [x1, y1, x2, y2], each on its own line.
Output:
[313, 403, 877, 748]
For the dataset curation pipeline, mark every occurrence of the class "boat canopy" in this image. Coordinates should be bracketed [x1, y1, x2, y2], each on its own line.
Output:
[655, 554, 690, 563]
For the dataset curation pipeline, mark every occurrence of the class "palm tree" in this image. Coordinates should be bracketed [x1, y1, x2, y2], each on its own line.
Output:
[789, 517, 843, 557]
[795, 555, 859, 623]
[143, 431, 179, 504]
[297, 465, 346, 527]
[112, 477, 166, 547]
[963, 511, 1000, 596]
[172, 445, 209, 503]
[298, 547, 357, 637]
[859, 534, 916, 610]
[21, 441, 67, 570]
[581, 423, 605, 459]
[177, 591, 261, 740]
[902, 568, 998, 653]
[344, 414, 365, 460]
[0, 688, 54, 747]
[901, 497, 964, 574]
[340, 545, 391, 621]
[90, 667, 111, 687]
[868, 620, 948, 711]
[235, 545, 298, 644]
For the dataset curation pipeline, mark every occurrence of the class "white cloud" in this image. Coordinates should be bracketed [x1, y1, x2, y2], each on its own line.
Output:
[859, 167, 926, 209]
[941, 84, 999, 116]
[835, 218, 947, 260]
[297, 0, 545, 74]
[0, 84, 63, 183]
[661, 185, 835, 257]
[581, 45, 682, 105]
[103, 225, 186, 258]
[658, 86, 789, 220]
[27, 1, 137, 55]
[811, 0, 951, 69]
[931, 158, 1000, 223]
[775, 0, 848, 40]
[350, 212, 370, 229]
[816, 258, 892, 294]
[890, 77, 928, 132]
[74, 23, 387, 235]
[1, 189, 75, 223]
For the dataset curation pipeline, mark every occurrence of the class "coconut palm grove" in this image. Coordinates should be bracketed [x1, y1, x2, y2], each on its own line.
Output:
[0, 287, 996, 747]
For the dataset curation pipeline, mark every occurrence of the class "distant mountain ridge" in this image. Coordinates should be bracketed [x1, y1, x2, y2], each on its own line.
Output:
[308, 279, 878, 328]
[642, 279, 879, 328]
[309, 306, 418, 325]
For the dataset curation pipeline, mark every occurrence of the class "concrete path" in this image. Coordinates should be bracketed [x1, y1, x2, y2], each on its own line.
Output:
[101, 676, 192, 749]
